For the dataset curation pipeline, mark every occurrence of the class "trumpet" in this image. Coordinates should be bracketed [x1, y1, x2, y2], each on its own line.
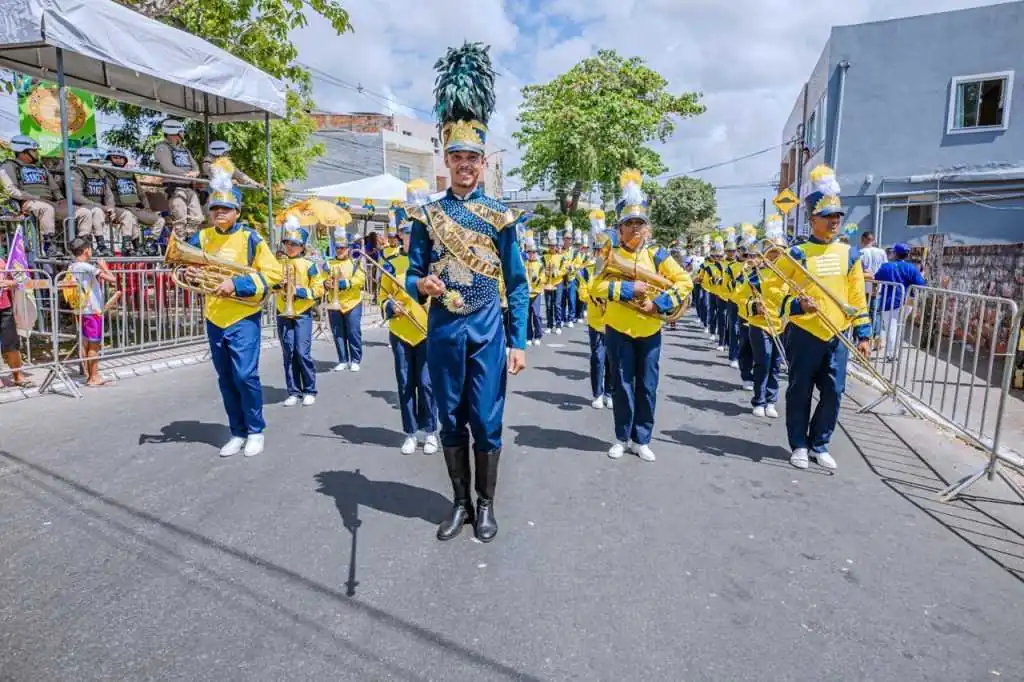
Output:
[277, 258, 297, 317]
[164, 236, 262, 307]
[363, 256, 428, 336]
[592, 241, 687, 323]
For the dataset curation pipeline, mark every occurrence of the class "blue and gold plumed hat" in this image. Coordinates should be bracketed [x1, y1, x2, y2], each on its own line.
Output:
[208, 157, 240, 211]
[615, 169, 649, 226]
[281, 215, 308, 246]
[804, 164, 844, 217]
[433, 42, 496, 155]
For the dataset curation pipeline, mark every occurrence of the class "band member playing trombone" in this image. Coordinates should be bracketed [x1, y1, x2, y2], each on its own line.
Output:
[325, 230, 366, 372]
[405, 43, 528, 543]
[591, 170, 692, 462]
[186, 162, 282, 457]
[378, 183, 438, 456]
[276, 218, 325, 407]
[775, 165, 871, 470]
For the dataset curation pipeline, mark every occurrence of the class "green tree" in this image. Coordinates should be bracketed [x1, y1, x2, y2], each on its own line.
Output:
[648, 176, 717, 246]
[512, 50, 704, 214]
[102, 0, 353, 228]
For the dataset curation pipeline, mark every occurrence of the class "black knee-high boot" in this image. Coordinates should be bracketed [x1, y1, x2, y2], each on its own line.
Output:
[473, 449, 500, 542]
[436, 444, 474, 541]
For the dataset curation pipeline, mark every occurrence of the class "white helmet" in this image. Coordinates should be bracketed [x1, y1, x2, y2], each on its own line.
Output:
[162, 119, 185, 136]
[10, 135, 39, 153]
[76, 147, 99, 164]
[208, 140, 230, 157]
[105, 147, 131, 162]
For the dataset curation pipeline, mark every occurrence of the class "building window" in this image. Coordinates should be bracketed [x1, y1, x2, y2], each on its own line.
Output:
[402, 130, 413, 137]
[948, 71, 1014, 133]
[906, 203, 936, 227]
[397, 164, 411, 182]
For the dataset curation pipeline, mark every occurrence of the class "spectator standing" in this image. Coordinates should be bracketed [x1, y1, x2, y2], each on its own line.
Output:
[858, 231, 888, 343]
[873, 242, 926, 361]
[66, 238, 117, 387]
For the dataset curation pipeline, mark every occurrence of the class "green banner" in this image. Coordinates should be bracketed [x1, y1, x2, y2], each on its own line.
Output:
[16, 75, 97, 156]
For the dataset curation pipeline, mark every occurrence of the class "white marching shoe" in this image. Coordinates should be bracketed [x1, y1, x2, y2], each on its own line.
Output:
[283, 395, 300, 407]
[302, 394, 316, 407]
[591, 396, 604, 409]
[423, 433, 439, 455]
[332, 362, 349, 372]
[790, 448, 809, 469]
[401, 436, 417, 455]
[555, 328, 562, 335]
[765, 404, 779, 418]
[742, 382, 754, 391]
[604, 395, 613, 408]
[244, 434, 265, 457]
[752, 405, 767, 418]
[567, 321, 575, 328]
[729, 359, 740, 369]
[630, 442, 656, 462]
[608, 442, 627, 459]
[814, 451, 837, 470]
[219, 436, 245, 457]
[349, 363, 361, 372]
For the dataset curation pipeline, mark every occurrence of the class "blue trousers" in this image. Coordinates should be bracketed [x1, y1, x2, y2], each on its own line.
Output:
[588, 327, 612, 400]
[749, 326, 782, 407]
[390, 332, 437, 435]
[427, 301, 507, 452]
[562, 280, 577, 322]
[727, 303, 741, 361]
[606, 327, 661, 445]
[527, 295, 543, 342]
[544, 286, 563, 329]
[328, 305, 362, 364]
[207, 314, 264, 438]
[576, 287, 587, 320]
[708, 294, 720, 337]
[716, 298, 729, 347]
[784, 325, 849, 453]
[277, 311, 316, 397]
[694, 284, 706, 326]
[737, 320, 754, 382]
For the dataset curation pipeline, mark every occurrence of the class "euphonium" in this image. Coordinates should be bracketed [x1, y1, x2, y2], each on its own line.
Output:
[593, 241, 687, 323]
[362, 256, 428, 336]
[164, 236, 262, 307]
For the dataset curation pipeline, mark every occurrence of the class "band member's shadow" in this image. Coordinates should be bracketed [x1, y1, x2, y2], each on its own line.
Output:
[262, 385, 291, 403]
[534, 365, 588, 382]
[314, 359, 338, 374]
[666, 357, 722, 369]
[567, 339, 589, 347]
[555, 350, 590, 360]
[138, 420, 228, 447]
[315, 469, 449, 527]
[514, 389, 591, 411]
[677, 376, 740, 394]
[510, 425, 607, 453]
[667, 394, 752, 418]
[363, 340, 389, 349]
[365, 389, 400, 409]
[327, 424, 407, 447]
[675, 343, 716, 353]
[659, 429, 793, 464]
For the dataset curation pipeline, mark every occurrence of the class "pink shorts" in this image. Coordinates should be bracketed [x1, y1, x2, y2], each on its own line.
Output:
[81, 314, 103, 342]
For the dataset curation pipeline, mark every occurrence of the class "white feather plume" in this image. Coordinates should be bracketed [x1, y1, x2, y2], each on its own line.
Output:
[284, 215, 301, 231]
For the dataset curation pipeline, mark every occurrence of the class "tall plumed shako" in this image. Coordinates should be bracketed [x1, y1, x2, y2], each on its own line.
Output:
[805, 164, 845, 217]
[589, 208, 606, 233]
[282, 215, 308, 246]
[616, 169, 649, 226]
[406, 178, 431, 207]
[433, 42, 496, 155]
[764, 213, 785, 245]
[207, 157, 240, 211]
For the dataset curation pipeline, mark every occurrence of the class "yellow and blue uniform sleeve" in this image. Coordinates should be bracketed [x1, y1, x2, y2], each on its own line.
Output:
[500, 226, 529, 350]
[651, 247, 694, 314]
[240, 236, 282, 299]
[378, 259, 399, 319]
[778, 246, 807, 318]
[405, 219, 430, 303]
[296, 261, 325, 300]
[846, 253, 872, 341]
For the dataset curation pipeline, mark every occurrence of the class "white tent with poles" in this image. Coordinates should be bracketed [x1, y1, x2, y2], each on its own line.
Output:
[300, 173, 410, 207]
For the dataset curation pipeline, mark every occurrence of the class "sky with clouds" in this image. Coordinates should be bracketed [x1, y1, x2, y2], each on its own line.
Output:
[294, 0, 1007, 225]
[0, 0, 1006, 225]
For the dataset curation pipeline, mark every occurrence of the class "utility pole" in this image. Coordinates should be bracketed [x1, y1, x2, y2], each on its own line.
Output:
[761, 198, 767, 226]
[792, 81, 810, 239]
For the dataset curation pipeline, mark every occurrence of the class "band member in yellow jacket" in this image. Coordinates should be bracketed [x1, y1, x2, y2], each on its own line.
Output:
[523, 233, 546, 345]
[737, 231, 788, 418]
[542, 228, 565, 334]
[777, 165, 871, 471]
[379, 219, 438, 456]
[591, 171, 693, 462]
[580, 231, 613, 409]
[188, 163, 282, 458]
[275, 220, 326, 407]
[325, 230, 367, 372]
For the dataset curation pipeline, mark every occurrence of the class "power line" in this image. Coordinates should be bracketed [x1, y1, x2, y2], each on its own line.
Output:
[660, 137, 798, 180]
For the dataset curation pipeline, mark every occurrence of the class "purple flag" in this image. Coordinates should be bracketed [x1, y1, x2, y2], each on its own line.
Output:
[5, 225, 29, 276]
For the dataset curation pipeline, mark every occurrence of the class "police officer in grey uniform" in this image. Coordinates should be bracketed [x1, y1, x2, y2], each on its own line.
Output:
[105, 148, 164, 255]
[0, 135, 91, 256]
[71, 148, 116, 255]
[153, 119, 202, 239]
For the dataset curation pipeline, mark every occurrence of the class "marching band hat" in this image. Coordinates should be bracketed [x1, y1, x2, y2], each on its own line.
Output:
[281, 215, 307, 246]
[434, 42, 495, 155]
[616, 169, 650, 226]
[805, 164, 845, 217]
[208, 157, 240, 211]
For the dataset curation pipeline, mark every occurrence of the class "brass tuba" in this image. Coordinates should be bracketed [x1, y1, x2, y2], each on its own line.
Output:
[592, 242, 687, 322]
[363, 256, 428, 336]
[164, 237, 262, 307]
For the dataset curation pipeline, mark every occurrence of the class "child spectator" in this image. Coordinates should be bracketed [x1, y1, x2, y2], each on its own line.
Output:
[67, 237, 117, 386]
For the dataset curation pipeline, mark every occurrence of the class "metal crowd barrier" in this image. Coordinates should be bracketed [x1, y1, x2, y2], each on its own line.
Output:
[855, 281, 1024, 501]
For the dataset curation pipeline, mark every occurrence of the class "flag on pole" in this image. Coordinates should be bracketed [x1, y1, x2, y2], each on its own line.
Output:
[3, 226, 36, 331]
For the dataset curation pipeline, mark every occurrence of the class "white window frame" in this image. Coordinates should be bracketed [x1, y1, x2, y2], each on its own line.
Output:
[946, 70, 1014, 134]
[906, 194, 938, 228]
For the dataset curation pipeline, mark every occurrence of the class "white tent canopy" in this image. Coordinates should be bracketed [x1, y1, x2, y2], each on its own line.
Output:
[0, 0, 286, 121]
[302, 173, 410, 206]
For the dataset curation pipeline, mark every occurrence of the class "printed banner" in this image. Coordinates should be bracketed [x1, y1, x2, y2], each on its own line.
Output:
[16, 75, 98, 156]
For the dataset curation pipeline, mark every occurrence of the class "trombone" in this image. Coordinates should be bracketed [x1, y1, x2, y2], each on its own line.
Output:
[362, 256, 428, 336]
[755, 239, 919, 416]
[740, 259, 788, 367]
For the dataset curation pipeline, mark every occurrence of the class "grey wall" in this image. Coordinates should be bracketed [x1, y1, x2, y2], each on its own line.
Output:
[288, 130, 384, 191]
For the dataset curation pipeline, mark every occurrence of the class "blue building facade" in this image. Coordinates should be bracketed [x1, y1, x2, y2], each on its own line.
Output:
[780, 2, 1024, 246]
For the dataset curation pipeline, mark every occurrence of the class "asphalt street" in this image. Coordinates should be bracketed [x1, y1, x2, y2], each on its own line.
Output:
[1, 314, 1022, 681]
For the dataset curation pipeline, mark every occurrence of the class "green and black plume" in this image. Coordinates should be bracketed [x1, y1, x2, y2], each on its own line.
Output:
[433, 42, 496, 124]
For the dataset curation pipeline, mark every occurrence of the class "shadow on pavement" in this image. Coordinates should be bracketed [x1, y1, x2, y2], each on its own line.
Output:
[676, 375, 741, 394]
[315, 469, 449, 527]
[262, 385, 291, 403]
[554, 349, 590, 360]
[514, 390, 591, 412]
[659, 429, 794, 465]
[365, 389, 400, 409]
[314, 359, 338, 374]
[138, 420, 229, 447]
[838, 410, 1024, 584]
[325, 424, 406, 447]
[674, 343, 716, 354]
[510, 424, 608, 453]
[0, 450, 539, 681]
[666, 394, 754, 418]
[533, 365, 588, 382]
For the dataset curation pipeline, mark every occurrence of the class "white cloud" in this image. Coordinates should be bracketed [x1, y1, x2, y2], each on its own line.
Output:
[291, 0, 1006, 223]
